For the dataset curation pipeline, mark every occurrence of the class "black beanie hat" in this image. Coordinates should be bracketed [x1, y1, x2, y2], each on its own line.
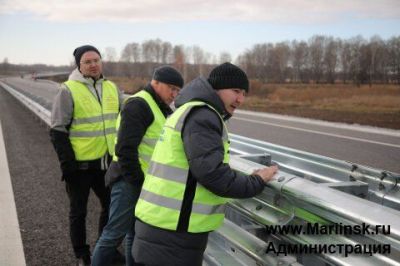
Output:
[152, 66, 184, 88]
[73, 45, 101, 68]
[207, 62, 249, 92]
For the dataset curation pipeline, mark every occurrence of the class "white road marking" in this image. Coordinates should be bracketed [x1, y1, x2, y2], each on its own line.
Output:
[236, 110, 400, 137]
[232, 116, 400, 148]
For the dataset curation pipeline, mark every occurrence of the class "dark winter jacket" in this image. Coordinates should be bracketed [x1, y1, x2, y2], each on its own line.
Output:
[133, 77, 265, 266]
[176, 76, 265, 199]
[105, 84, 173, 187]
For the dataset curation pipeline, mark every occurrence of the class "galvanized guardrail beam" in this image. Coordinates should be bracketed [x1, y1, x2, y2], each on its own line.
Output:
[230, 134, 400, 211]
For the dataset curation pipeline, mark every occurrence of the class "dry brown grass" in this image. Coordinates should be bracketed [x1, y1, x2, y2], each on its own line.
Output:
[110, 76, 148, 94]
[112, 76, 400, 129]
[245, 83, 400, 129]
[261, 85, 400, 113]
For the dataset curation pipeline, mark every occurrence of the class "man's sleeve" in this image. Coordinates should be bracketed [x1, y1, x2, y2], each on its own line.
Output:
[115, 98, 153, 185]
[50, 85, 73, 132]
[182, 108, 265, 199]
[49, 85, 77, 177]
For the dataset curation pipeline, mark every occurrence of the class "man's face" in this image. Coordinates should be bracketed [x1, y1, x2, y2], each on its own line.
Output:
[153, 81, 181, 105]
[216, 88, 246, 115]
[79, 51, 102, 79]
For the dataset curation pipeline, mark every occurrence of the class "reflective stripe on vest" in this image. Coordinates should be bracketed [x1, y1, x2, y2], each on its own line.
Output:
[113, 90, 166, 174]
[66, 80, 119, 161]
[135, 101, 230, 233]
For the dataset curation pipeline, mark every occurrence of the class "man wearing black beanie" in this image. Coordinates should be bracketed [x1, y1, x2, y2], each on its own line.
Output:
[50, 45, 124, 265]
[132, 63, 278, 266]
[92, 65, 183, 266]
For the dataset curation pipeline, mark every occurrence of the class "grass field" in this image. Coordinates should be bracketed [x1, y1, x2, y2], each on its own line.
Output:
[111, 77, 400, 129]
[243, 83, 400, 129]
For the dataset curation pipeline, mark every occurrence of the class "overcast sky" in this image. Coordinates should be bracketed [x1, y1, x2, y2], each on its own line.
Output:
[0, 0, 399, 65]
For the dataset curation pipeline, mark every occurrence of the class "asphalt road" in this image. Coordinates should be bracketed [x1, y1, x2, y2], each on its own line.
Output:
[229, 110, 400, 173]
[0, 86, 104, 265]
[1, 77, 400, 265]
[3, 76, 400, 173]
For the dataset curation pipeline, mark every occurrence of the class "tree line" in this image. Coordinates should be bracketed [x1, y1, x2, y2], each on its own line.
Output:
[238, 35, 400, 85]
[102, 35, 400, 85]
[2, 35, 400, 85]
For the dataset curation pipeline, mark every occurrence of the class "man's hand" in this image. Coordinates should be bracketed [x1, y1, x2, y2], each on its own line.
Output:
[252, 165, 278, 184]
[61, 160, 78, 182]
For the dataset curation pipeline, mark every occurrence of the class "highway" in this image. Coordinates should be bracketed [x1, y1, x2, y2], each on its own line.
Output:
[230, 110, 400, 173]
[1, 77, 400, 265]
[4, 76, 400, 173]
[0, 86, 101, 265]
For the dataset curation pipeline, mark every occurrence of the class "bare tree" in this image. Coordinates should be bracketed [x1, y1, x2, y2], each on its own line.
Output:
[291, 40, 308, 82]
[142, 39, 159, 62]
[161, 41, 173, 64]
[367, 36, 383, 86]
[154, 38, 163, 63]
[388, 36, 400, 84]
[273, 42, 290, 83]
[204, 52, 212, 65]
[120, 42, 140, 63]
[309, 35, 325, 83]
[105, 47, 117, 62]
[349, 36, 366, 86]
[173, 45, 186, 79]
[192, 46, 206, 75]
[252, 43, 272, 81]
[219, 52, 232, 63]
[323, 37, 339, 84]
[339, 41, 351, 83]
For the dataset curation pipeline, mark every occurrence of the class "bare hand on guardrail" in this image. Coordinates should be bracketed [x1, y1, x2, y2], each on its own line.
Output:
[253, 165, 278, 184]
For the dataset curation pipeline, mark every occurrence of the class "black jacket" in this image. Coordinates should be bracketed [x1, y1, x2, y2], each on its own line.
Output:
[105, 84, 172, 186]
[176, 77, 265, 200]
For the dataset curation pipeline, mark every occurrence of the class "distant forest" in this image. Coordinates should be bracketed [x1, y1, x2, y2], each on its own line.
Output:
[1, 35, 400, 85]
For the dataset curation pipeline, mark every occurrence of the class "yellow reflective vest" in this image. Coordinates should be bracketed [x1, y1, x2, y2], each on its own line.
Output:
[65, 80, 119, 161]
[135, 101, 230, 233]
[113, 90, 166, 175]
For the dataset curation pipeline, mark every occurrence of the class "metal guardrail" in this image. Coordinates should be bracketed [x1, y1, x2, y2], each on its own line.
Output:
[2, 80, 400, 265]
[230, 134, 400, 210]
[0, 81, 51, 125]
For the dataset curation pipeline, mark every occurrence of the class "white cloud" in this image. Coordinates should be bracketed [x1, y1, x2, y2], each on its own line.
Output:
[1, 0, 399, 23]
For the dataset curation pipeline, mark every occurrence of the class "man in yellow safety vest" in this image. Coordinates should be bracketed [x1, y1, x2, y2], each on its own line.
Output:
[92, 66, 183, 266]
[50, 45, 124, 266]
[133, 62, 278, 266]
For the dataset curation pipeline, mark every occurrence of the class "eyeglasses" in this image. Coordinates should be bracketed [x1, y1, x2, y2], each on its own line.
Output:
[80, 58, 101, 66]
[168, 85, 181, 93]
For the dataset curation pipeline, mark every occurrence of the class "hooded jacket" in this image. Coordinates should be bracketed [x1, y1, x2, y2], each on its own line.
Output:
[133, 77, 265, 266]
[176, 76, 265, 199]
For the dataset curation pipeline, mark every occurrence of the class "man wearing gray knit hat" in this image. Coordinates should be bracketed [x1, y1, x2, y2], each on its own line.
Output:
[132, 62, 278, 266]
